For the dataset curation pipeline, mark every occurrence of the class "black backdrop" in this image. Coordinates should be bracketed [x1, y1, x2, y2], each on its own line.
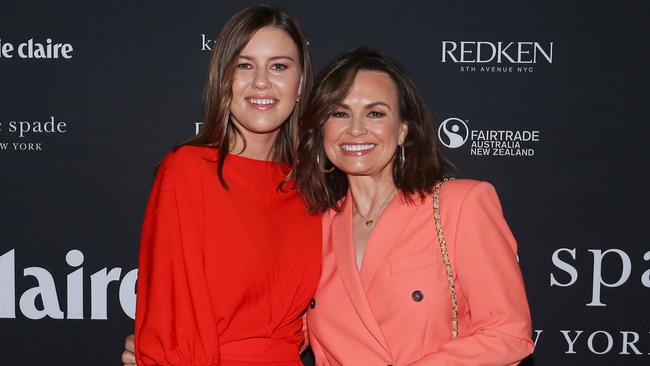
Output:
[1, 1, 649, 365]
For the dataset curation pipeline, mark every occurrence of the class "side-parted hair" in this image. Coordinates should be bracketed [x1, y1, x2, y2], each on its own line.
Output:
[181, 5, 313, 188]
[295, 47, 446, 214]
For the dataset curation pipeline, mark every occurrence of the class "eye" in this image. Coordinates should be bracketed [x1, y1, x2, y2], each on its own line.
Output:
[271, 63, 288, 71]
[330, 111, 349, 118]
[237, 63, 253, 70]
[368, 111, 385, 118]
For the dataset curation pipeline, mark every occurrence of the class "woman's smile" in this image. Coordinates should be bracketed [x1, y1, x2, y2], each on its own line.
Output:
[339, 142, 377, 156]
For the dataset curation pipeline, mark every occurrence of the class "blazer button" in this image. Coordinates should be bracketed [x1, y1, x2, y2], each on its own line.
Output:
[411, 290, 424, 302]
[309, 298, 316, 309]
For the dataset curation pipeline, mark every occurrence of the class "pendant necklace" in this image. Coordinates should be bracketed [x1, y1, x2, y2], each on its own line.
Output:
[354, 188, 397, 227]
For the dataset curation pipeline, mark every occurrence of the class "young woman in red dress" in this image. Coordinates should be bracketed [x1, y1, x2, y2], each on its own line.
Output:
[127, 6, 321, 366]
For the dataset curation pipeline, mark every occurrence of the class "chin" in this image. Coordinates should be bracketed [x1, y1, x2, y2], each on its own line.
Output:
[249, 124, 285, 134]
[241, 117, 286, 133]
[338, 161, 394, 178]
[338, 166, 375, 176]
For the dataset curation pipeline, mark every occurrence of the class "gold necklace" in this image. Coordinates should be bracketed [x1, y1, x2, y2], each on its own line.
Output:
[354, 188, 397, 227]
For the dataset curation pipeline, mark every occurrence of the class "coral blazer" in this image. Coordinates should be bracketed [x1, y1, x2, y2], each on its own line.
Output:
[307, 179, 534, 366]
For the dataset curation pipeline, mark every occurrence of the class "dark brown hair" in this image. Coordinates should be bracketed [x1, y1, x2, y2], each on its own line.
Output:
[295, 47, 446, 213]
[181, 5, 313, 188]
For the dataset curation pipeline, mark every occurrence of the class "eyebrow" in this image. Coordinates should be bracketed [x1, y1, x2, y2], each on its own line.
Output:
[366, 102, 392, 110]
[238, 55, 296, 62]
[337, 101, 392, 110]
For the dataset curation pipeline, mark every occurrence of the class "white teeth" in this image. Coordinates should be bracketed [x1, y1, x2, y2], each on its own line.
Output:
[249, 98, 275, 105]
[340, 144, 375, 152]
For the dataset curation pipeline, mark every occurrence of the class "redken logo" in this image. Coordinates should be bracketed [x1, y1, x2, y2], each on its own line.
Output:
[441, 41, 553, 64]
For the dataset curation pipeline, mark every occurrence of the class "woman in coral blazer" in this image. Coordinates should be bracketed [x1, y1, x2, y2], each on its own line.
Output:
[295, 48, 534, 365]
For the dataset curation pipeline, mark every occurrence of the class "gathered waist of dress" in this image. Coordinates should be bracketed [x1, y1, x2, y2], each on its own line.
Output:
[220, 338, 302, 365]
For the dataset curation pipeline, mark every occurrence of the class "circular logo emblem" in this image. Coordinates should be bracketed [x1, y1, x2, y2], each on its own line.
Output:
[438, 118, 469, 148]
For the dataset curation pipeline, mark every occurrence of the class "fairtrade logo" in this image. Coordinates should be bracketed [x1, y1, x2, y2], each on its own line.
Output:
[438, 118, 469, 148]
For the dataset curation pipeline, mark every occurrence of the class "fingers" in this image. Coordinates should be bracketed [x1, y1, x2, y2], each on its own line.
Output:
[122, 334, 136, 365]
[125, 334, 135, 352]
[121, 349, 136, 365]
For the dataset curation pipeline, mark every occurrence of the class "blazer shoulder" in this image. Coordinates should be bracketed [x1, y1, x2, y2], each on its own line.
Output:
[439, 179, 501, 213]
[440, 178, 494, 198]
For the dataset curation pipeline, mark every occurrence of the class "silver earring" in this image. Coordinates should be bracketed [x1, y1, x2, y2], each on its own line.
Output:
[400, 144, 405, 168]
[296, 95, 301, 103]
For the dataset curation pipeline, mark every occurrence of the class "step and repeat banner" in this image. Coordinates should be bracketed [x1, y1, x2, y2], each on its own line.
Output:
[1, 1, 648, 365]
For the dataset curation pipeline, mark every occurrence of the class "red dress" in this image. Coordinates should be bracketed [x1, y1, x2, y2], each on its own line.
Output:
[135, 146, 322, 366]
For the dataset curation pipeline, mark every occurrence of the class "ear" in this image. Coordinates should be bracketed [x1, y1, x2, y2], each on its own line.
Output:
[398, 121, 408, 145]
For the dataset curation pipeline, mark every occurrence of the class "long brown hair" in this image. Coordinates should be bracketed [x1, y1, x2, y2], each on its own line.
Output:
[295, 47, 446, 213]
[181, 5, 313, 188]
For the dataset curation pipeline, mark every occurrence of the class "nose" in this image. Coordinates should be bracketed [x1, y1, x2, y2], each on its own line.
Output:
[348, 115, 367, 137]
[253, 68, 271, 90]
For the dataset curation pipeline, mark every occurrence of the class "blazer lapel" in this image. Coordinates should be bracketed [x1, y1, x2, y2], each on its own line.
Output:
[330, 193, 393, 358]
[359, 193, 419, 290]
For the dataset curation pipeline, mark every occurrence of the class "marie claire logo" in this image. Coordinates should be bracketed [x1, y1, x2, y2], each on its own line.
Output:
[0, 38, 74, 60]
[437, 117, 540, 157]
[0, 116, 68, 152]
[441, 41, 553, 73]
[0, 249, 136, 320]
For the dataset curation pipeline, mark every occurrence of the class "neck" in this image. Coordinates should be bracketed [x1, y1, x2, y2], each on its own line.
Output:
[348, 170, 398, 219]
[230, 129, 280, 161]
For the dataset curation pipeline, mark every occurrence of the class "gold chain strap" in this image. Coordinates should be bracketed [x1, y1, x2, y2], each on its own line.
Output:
[433, 178, 458, 338]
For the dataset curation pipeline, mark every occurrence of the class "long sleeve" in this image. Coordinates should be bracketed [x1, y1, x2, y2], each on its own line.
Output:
[134, 152, 221, 366]
[411, 181, 534, 366]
